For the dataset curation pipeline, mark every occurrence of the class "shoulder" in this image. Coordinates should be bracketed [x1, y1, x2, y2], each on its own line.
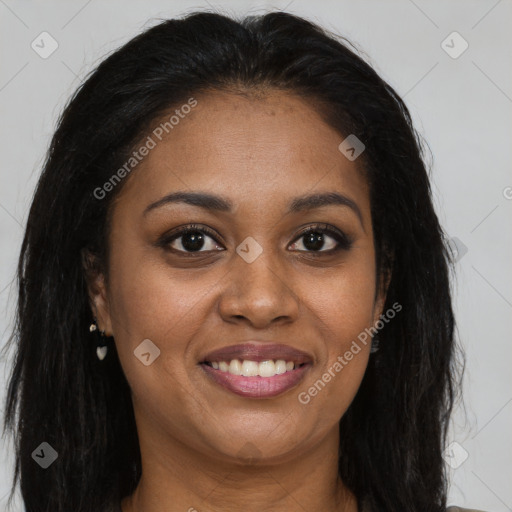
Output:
[447, 507, 489, 512]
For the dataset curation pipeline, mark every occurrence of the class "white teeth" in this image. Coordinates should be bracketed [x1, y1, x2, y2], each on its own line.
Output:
[241, 360, 259, 376]
[258, 360, 275, 377]
[209, 359, 302, 377]
[229, 359, 242, 375]
[275, 360, 287, 374]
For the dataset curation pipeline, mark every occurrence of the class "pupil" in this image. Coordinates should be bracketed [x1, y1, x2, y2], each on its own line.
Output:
[304, 232, 324, 251]
[182, 231, 204, 251]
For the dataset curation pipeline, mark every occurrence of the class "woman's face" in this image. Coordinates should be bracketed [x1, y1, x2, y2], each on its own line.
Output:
[90, 89, 386, 464]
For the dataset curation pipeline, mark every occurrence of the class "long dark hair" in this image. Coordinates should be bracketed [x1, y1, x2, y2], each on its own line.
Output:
[2, 10, 463, 512]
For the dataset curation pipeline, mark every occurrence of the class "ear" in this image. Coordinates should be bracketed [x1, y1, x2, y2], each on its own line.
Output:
[372, 265, 392, 325]
[81, 248, 113, 336]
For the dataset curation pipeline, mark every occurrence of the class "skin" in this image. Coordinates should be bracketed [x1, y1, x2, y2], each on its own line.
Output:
[85, 89, 387, 512]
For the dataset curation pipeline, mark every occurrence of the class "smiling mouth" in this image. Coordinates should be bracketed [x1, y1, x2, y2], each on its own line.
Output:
[198, 341, 313, 398]
[199, 359, 312, 398]
[201, 358, 307, 377]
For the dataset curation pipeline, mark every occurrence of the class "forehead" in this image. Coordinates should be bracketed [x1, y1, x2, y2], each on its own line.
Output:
[115, 89, 369, 218]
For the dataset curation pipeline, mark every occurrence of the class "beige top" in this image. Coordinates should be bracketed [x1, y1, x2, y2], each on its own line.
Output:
[360, 499, 487, 512]
[447, 508, 488, 512]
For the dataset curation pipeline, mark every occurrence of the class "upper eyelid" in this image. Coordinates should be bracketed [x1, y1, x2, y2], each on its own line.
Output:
[165, 224, 343, 239]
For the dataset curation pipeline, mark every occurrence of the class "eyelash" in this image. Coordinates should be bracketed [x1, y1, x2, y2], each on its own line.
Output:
[158, 223, 353, 257]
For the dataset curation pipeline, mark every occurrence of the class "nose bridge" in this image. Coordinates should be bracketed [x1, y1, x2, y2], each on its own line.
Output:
[236, 237, 290, 296]
[218, 237, 299, 325]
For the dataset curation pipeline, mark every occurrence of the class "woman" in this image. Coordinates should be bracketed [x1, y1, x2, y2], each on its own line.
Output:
[1, 9, 483, 512]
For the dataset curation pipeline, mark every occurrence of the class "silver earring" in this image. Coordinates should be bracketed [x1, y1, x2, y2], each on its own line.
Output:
[370, 334, 380, 353]
[90, 318, 108, 360]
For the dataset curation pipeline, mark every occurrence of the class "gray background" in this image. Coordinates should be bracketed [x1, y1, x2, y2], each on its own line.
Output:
[1, 1, 511, 511]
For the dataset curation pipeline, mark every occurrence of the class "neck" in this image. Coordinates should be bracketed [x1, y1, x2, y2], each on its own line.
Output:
[121, 421, 358, 512]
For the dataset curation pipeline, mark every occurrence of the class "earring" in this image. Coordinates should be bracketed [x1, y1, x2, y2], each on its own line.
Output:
[370, 334, 380, 353]
[89, 318, 108, 360]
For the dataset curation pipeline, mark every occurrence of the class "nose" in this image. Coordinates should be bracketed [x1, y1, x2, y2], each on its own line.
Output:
[218, 248, 300, 329]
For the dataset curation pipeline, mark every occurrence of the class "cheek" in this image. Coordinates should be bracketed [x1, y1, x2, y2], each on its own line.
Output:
[304, 250, 377, 350]
[295, 251, 376, 418]
[107, 254, 213, 430]
[108, 224, 214, 333]
[107, 248, 222, 382]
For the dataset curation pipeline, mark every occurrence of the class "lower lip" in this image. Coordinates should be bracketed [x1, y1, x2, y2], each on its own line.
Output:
[200, 363, 311, 398]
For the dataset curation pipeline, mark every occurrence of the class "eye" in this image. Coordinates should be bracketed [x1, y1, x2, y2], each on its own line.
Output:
[158, 222, 352, 256]
[160, 224, 224, 254]
[289, 224, 352, 253]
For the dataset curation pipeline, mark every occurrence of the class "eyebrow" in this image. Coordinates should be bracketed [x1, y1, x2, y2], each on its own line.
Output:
[143, 190, 364, 226]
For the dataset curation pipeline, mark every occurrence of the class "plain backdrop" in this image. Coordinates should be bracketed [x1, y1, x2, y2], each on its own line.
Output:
[0, 1, 511, 511]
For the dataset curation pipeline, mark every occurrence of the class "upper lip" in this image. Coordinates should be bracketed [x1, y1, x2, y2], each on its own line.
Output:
[200, 342, 313, 364]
